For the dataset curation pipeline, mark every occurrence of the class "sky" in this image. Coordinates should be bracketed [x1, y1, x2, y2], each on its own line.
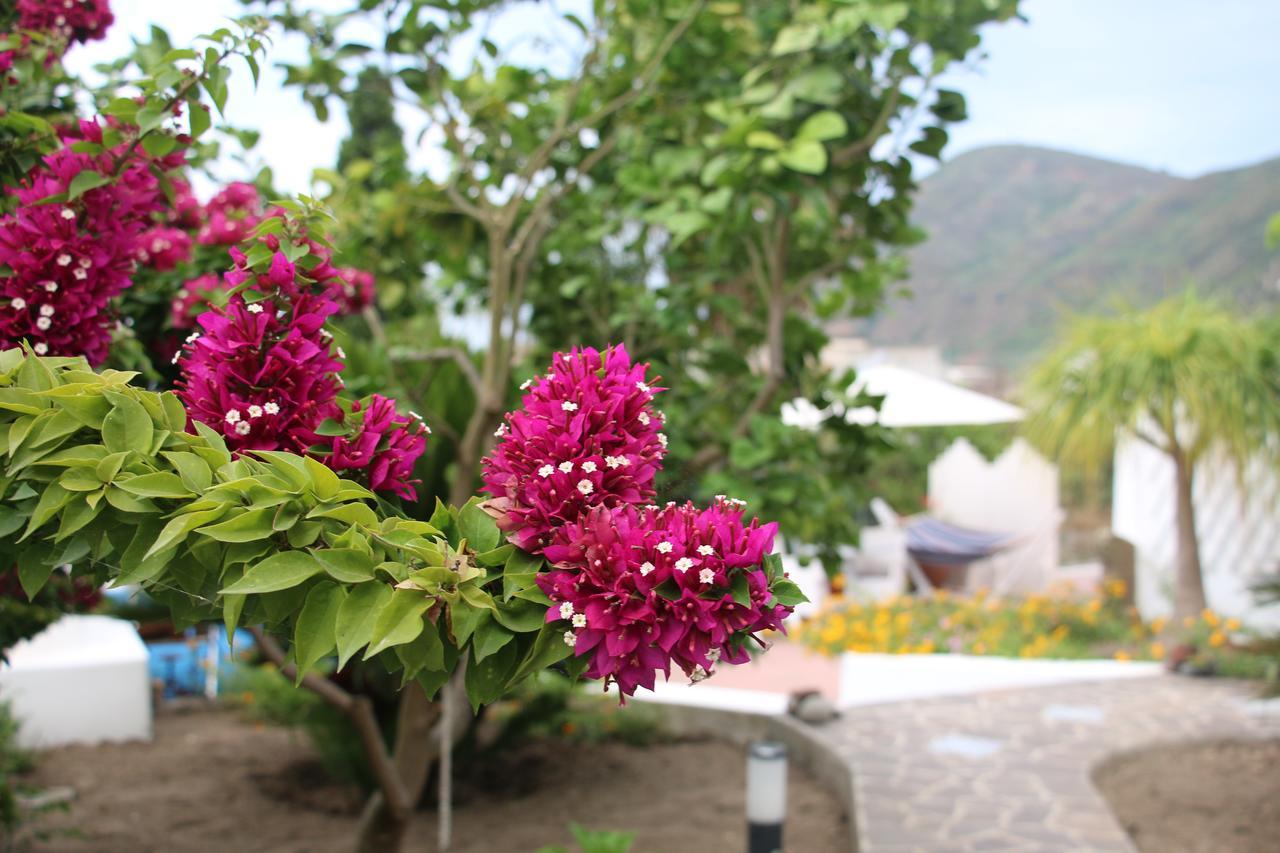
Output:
[64, 0, 1280, 193]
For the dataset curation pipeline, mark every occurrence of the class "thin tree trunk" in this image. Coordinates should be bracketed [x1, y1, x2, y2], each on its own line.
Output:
[1171, 452, 1207, 622]
[352, 674, 470, 852]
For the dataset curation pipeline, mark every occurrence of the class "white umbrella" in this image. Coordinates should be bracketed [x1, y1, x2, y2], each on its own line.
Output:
[782, 364, 1023, 429]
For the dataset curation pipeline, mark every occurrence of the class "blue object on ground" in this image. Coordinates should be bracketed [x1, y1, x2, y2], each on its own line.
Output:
[147, 625, 255, 698]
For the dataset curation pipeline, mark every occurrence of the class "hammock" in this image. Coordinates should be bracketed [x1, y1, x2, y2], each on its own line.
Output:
[904, 516, 1019, 567]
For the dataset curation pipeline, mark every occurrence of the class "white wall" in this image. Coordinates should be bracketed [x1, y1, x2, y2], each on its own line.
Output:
[0, 616, 152, 748]
[1113, 438, 1280, 629]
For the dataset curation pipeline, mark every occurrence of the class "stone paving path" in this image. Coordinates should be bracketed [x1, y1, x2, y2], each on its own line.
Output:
[812, 676, 1280, 852]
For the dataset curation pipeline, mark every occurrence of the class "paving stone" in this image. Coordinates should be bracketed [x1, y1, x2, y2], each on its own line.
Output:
[794, 675, 1270, 850]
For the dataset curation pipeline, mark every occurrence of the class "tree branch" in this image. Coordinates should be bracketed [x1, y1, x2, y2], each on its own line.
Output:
[389, 346, 482, 395]
[508, 132, 618, 259]
[248, 626, 414, 820]
[831, 82, 904, 168]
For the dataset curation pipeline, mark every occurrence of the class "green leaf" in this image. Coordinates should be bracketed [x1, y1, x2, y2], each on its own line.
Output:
[159, 392, 189, 431]
[796, 110, 848, 142]
[769, 578, 808, 607]
[771, 23, 820, 55]
[395, 621, 444, 684]
[17, 548, 56, 598]
[745, 130, 785, 151]
[115, 471, 193, 499]
[457, 498, 499, 553]
[195, 507, 275, 542]
[315, 548, 377, 583]
[293, 582, 346, 682]
[513, 624, 576, 683]
[101, 396, 153, 455]
[472, 621, 514, 662]
[303, 455, 340, 499]
[188, 102, 211, 138]
[731, 572, 752, 606]
[335, 582, 393, 668]
[465, 641, 519, 710]
[492, 598, 547, 634]
[67, 171, 110, 200]
[366, 589, 430, 658]
[449, 599, 489, 648]
[22, 482, 71, 538]
[476, 544, 514, 568]
[222, 551, 325, 595]
[162, 451, 213, 492]
[778, 140, 828, 174]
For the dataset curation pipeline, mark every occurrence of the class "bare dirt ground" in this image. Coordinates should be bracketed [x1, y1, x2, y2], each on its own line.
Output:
[1094, 738, 1280, 853]
[25, 705, 850, 852]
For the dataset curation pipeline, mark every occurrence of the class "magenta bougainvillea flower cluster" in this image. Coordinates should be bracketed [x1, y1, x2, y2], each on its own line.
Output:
[481, 345, 667, 552]
[0, 119, 182, 364]
[0, 0, 112, 83]
[482, 345, 797, 696]
[14, 0, 113, 45]
[175, 226, 428, 500]
[165, 182, 377, 329]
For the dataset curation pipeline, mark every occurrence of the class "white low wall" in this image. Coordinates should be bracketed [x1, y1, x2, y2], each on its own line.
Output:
[0, 615, 152, 748]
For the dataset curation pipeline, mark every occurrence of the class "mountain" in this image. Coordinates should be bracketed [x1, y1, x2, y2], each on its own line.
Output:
[866, 145, 1280, 367]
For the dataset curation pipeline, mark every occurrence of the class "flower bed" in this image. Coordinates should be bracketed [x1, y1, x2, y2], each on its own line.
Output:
[795, 581, 1273, 679]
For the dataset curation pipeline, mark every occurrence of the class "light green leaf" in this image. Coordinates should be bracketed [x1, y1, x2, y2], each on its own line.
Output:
[293, 582, 346, 681]
[796, 110, 848, 142]
[101, 396, 153, 455]
[778, 140, 828, 174]
[195, 507, 275, 542]
[365, 589, 430, 658]
[115, 471, 194, 499]
[771, 23, 820, 55]
[335, 582, 393, 668]
[457, 498, 500, 553]
[162, 451, 213, 492]
[746, 130, 786, 151]
[395, 622, 444, 684]
[222, 551, 325, 595]
[315, 548, 377, 583]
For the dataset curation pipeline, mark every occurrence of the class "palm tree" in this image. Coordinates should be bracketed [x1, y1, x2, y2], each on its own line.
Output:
[1022, 292, 1280, 622]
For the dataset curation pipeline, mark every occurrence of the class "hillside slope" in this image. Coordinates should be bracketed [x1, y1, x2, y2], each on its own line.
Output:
[867, 145, 1280, 366]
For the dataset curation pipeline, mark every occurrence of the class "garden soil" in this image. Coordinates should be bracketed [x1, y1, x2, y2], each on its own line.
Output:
[25, 704, 850, 852]
[1095, 738, 1280, 853]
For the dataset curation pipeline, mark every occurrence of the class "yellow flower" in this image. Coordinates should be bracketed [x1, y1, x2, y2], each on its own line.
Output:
[1114, 650, 1132, 661]
[1149, 617, 1167, 634]
[1104, 578, 1127, 598]
[1225, 618, 1242, 632]
[1209, 631, 1226, 648]
[1148, 642, 1165, 660]
[1202, 609, 1220, 627]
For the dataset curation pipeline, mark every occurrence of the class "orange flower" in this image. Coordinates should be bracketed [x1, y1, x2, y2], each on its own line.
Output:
[1114, 650, 1132, 661]
[1209, 631, 1226, 648]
